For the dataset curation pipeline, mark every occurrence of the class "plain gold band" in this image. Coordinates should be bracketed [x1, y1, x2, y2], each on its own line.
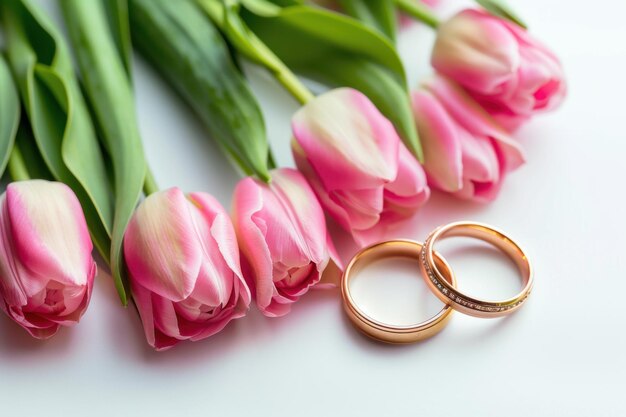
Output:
[420, 221, 533, 318]
[341, 240, 456, 344]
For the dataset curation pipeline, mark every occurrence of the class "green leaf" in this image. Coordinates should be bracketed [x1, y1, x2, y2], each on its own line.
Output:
[1, 0, 114, 268]
[197, 0, 314, 105]
[245, 2, 405, 77]
[130, 0, 272, 181]
[61, 0, 147, 305]
[240, 1, 423, 160]
[336, 0, 397, 42]
[13, 120, 55, 181]
[476, 0, 527, 29]
[0, 55, 20, 177]
[101, 0, 133, 78]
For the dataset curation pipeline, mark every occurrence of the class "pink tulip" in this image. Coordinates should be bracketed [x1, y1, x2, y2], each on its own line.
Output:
[232, 168, 337, 317]
[432, 9, 566, 130]
[0, 180, 95, 339]
[124, 188, 250, 351]
[412, 76, 525, 201]
[291, 88, 429, 245]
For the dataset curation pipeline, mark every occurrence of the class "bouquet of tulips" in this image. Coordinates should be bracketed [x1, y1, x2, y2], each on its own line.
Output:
[0, 0, 564, 350]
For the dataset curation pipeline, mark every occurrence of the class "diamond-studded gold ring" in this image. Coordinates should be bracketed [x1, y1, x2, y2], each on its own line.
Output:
[420, 221, 533, 319]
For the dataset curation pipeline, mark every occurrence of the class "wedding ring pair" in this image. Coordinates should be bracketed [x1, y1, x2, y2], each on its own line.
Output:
[341, 221, 534, 343]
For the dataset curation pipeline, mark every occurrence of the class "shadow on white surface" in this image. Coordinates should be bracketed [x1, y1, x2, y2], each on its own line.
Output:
[0, 311, 76, 357]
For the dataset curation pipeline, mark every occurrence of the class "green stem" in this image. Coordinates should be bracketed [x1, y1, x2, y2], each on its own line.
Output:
[143, 164, 159, 195]
[394, 0, 440, 29]
[198, 0, 314, 105]
[7, 146, 30, 181]
[272, 59, 315, 105]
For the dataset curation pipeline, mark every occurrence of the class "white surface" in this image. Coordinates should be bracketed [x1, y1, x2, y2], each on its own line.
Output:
[1, 0, 625, 416]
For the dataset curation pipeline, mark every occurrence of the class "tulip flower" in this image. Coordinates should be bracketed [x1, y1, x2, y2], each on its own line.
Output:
[232, 168, 338, 317]
[412, 76, 525, 202]
[431, 9, 566, 130]
[124, 188, 250, 351]
[291, 88, 430, 245]
[0, 180, 96, 339]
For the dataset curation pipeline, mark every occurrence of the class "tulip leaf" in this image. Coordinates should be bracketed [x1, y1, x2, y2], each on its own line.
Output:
[130, 0, 272, 181]
[198, 1, 279, 72]
[1, 0, 114, 266]
[336, 0, 397, 42]
[61, 0, 147, 305]
[239, 0, 423, 161]
[197, 0, 314, 104]
[101, 0, 133, 78]
[476, 0, 527, 29]
[0, 55, 20, 177]
[13, 121, 55, 181]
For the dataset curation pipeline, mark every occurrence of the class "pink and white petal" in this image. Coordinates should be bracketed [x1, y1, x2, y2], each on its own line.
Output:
[232, 178, 274, 311]
[189, 192, 245, 278]
[329, 188, 383, 231]
[458, 130, 500, 184]
[386, 143, 430, 199]
[261, 296, 295, 318]
[124, 188, 201, 302]
[412, 89, 463, 192]
[292, 144, 353, 232]
[424, 77, 500, 137]
[270, 168, 329, 265]
[151, 295, 182, 341]
[6, 304, 59, 339]
[291, 88, 397, 190]
[433, 10, 519, 94]
[131, 283, 158, 348]
[488, 131, 526, 172]
[350, 224, 389, 247]
[0, 195, 28, 307]
[7, 181, 93, 293]
[187, 194, 236, 308]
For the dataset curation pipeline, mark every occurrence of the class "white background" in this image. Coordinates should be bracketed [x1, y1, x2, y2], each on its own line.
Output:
[1, 0, 625, 416]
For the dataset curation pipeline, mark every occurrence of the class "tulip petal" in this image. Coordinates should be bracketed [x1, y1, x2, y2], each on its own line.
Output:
[187, 194, 237, 308]
[232, 169, 333, 317]
[412, 89, 463, 192]
[232, 177, 274, 311]
[458, 129, 499, 183]
[131, 282, 158, 348]
[424, 77, 525, 177]
[190, 193, 244, 276]
[432, 8, 566, 123]
[270, 169, 329, 266]
[329, 188, 384, 231]
[124, 188, 201, 302]
[0, 194, 28, 307]
[7, 181, 93, 294]
[128, 190, 249, 350]
[386, 143, 431, 201]
[433, 9, 519, 95]
[292, 88, 398, 191]
[0, 181, 95, 339]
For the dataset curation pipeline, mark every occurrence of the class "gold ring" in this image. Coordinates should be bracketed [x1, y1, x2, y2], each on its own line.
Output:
[341, 240, 456, 344]
[420, 221, 533, 318]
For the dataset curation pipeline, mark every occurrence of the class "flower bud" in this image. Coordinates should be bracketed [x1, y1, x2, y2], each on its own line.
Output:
[124, 188, 250, 350]
[291, 88, 429, 245]
[232, 168, 337, 317]
[412, 76, 525, 201]
[432, 9, 566, 130]
[0, 180, 96, 339]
